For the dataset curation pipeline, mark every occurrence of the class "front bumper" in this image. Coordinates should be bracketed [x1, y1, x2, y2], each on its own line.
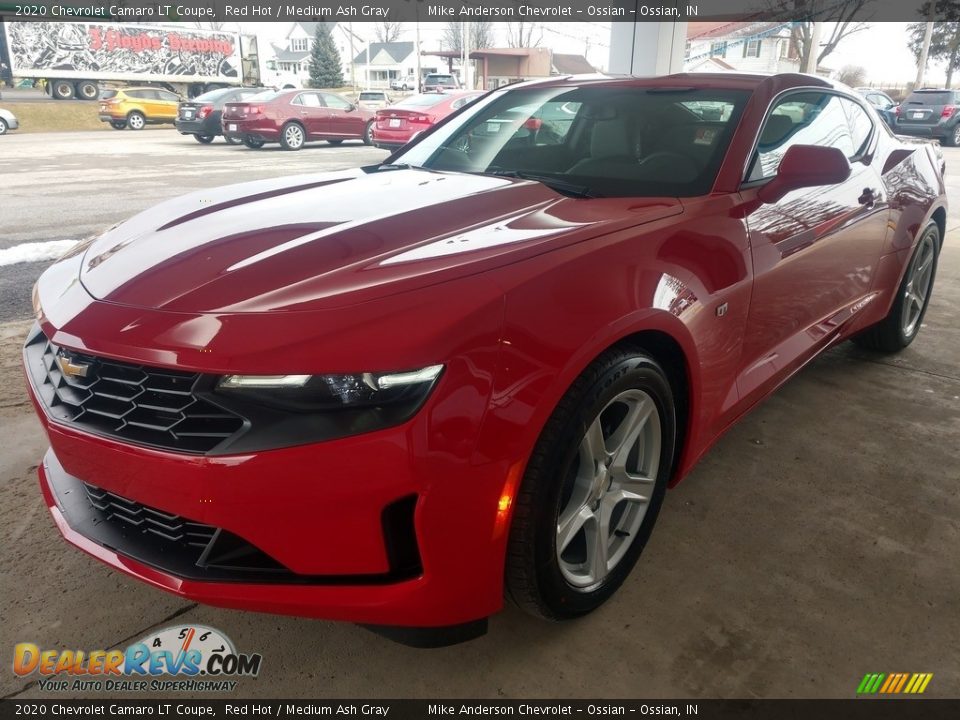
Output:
[24, 328, 511, 628]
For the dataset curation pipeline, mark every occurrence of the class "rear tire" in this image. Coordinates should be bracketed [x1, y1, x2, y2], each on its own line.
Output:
[127, 111, 145, 131]
[77, 80, 98, 101]
[279, 122, 305, 150]
[363, 121, 374, 146]
[852, 221, 940, 353]
[110, 120, 127, 130]
[243, 138, 265, 149]
[193, 134, 215, 144]
[505, 347, 675, 621]
[947, 124, 960, 148]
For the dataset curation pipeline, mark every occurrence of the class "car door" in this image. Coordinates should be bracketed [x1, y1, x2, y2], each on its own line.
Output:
[156, 90, 180, 120]
[737, 91, 889, 401]
[290, 92, 327, 137]
[322, 92, 364, 137]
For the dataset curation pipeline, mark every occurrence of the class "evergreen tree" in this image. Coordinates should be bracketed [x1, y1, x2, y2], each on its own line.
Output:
[308, 23, 343, 89]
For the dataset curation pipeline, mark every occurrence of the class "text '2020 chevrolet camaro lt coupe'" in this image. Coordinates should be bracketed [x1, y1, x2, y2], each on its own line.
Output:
[24, 73, 946, 645]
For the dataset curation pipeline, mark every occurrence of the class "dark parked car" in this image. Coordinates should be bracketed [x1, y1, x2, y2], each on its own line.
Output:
[855, 87, 897, 129]
[24, 73, 947, 643]
[222, 89, 375, 150]
[895, 88, 960, 146]
[175, 87, 265, 144]
[422, 73, 460, 92]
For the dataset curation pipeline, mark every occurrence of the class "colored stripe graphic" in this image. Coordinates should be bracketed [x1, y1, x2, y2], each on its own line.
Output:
[857, 672, 932, 694]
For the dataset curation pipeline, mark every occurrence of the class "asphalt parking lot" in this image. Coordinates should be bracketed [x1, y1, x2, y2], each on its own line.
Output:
[0, 130, 958, 699]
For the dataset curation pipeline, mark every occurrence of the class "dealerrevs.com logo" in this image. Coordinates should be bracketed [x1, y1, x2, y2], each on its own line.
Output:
[13, 625, 262, 693]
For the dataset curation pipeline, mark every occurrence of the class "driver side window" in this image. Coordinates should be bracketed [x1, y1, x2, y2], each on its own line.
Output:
[749, 92, 857, 181]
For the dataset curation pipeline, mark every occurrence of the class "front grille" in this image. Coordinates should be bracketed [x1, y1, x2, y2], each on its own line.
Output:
[80, 481, 290, 578]
[26, 331, 245, 454]
[83, 483, 217, 547]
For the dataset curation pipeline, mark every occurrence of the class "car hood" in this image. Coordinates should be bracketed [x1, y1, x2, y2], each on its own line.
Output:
[78, 168, 682, 313]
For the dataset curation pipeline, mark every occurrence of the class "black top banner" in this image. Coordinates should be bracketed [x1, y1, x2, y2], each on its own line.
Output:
[0, 0, 957, 23]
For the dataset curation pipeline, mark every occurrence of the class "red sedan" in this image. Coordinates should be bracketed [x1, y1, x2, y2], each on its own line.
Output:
[372, 91, 484, 151]
[25, 73, 946, 645]
[222, 89, 375, 150]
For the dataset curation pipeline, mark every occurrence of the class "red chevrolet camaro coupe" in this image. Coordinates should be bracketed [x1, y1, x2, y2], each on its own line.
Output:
[24, 73, 946, 645]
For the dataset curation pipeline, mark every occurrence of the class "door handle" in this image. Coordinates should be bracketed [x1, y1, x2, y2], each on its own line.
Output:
[858, 187, 879, 208]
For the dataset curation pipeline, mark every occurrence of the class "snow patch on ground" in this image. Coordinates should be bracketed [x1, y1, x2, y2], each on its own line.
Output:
[0, 240, 79, 267]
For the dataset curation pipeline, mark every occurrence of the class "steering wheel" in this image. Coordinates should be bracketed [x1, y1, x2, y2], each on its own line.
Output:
[637, 151, 701, 181]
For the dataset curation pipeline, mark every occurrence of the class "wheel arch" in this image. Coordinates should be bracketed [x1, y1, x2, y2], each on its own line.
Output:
[931, 206, 946, 253]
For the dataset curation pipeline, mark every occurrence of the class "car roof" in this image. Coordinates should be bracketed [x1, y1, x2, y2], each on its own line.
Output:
[508, 71, 835, 93]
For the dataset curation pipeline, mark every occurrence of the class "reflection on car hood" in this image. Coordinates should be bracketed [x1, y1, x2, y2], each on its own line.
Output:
[78, 168, 682, 313]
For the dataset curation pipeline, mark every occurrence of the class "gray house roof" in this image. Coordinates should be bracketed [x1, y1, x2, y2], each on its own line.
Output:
[271, 44, 309, 63]
[352, 42, 415, 66]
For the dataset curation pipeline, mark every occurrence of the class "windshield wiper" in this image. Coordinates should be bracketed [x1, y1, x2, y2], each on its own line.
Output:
[484, 169, 599, 198]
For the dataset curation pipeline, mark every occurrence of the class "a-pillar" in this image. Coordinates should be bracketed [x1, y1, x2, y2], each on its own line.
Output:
[608, 21, 688, 76]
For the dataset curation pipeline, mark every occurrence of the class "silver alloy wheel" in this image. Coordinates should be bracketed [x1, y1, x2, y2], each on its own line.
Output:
[556, 388, 661, 591]
[285, 124, 304, 149]
[902, 231, 936, 337]
[127, 113, 145, 130]
[953, 125, 960, 146]
[0, 119, 7, 135]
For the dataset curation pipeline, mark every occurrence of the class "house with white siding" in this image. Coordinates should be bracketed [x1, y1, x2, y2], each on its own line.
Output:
[684, 22, 801, 75]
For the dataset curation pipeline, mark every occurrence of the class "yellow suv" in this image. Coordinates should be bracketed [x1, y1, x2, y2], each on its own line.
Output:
[99, 87, 181, 131]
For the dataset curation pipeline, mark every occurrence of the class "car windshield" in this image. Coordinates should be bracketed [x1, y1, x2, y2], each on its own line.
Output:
[392, 85, 750, 198]
[394, 94, 450, 109]
[194, 88, 234, 103]
[906, 91, 953, 105]
[247, 90, 281, 102]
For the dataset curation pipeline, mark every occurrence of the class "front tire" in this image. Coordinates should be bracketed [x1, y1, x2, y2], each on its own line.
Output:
[506, 347, 675, 621]
[127, 111, 146, 131]
[0, 118, 7, 135]
[280, 122, 305, 150]
[193, 134, 215, 144]
[852, 220, 940, 353]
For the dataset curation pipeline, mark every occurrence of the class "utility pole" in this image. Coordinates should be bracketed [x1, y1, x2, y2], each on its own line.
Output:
[915, 21, 933, 89]
[802, 21, 822, 75]
[415, 10, 421, 90]
[463, 21, 471, 89]
[348, 22, 356, 89]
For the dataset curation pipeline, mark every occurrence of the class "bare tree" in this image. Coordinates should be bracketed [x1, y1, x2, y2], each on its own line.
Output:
[505, 22, 543, 48]
[442, 21, 496, 52]
[908, 2, 960, 87]
[837, 64, 867, 86]
[375, 22, 404, 44]
[774, 1, 875, 71]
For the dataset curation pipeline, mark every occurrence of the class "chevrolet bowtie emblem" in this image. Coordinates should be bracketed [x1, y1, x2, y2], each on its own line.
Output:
[56, 351, 90, 379]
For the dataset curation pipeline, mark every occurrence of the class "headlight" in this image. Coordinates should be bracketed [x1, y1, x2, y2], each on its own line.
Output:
[215, 365, 444, 413]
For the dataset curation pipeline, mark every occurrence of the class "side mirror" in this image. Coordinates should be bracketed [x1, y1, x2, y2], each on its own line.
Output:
[758, 145, 851, 204]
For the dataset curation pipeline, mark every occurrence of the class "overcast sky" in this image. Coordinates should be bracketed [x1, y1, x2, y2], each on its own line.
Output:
[238, 21, 948, 88]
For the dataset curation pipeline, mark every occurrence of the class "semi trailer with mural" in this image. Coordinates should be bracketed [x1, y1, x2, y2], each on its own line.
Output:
[0, 20, 297, 99]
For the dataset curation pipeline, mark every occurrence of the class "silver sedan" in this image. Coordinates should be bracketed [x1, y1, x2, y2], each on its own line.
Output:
[0, 107, 19, 135]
